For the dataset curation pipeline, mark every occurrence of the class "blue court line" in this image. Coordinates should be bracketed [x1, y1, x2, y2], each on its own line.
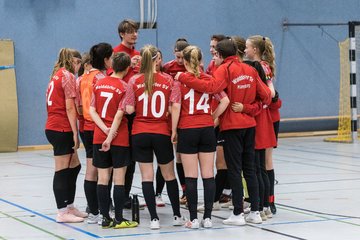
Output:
[0, 198, 101, 239]
[261, 217, 352, 226]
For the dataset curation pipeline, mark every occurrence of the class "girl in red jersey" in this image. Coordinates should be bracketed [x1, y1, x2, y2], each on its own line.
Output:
[45, 48, 87, 223]
[89, 52, 138, 229]
[206, 34, 226, 76]
[123, 45, 186, 230]
[172, 46, 229, 229]
[245, 35, 279, 216]
[175, 39, 272, 226]
[163, 38, 190, 205]
[79, 43, 113, 224]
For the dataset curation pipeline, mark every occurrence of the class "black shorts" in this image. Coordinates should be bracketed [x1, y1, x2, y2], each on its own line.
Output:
[132, 133, 174, 165]
[177, 126, 217, 154]
[79, 131, 85, 144]
[45, 130, 74, 156]
[83, 130, 94, 158]
[273, 121, 280, 148]
[93, 144, 130, 169]
[215, 126, 225, 146]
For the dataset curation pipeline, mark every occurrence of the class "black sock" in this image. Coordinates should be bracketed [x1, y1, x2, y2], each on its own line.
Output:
[185, 177, 198, 221]
[203, 177, 215, 219]
[267, 169, 275, 203]
[156, 167, 165, 195]
[97, 184, 110, 219]
[166, 179, 181, 217]
[176, 163, 186, 187]
[67, 164, 81, 205]
[113, 185, 125, 221]
[53, 168, 70, 209]
[142, 181, 158, 220]
[84, 180, 99, 215]
[214, 169, 227, 202]
[108, 170, 113, 209]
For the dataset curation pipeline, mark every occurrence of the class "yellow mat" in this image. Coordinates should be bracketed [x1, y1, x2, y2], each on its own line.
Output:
[0, 40, 18, 152]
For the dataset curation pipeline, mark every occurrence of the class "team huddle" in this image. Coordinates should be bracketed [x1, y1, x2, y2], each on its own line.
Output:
[45, 19, 282, 230]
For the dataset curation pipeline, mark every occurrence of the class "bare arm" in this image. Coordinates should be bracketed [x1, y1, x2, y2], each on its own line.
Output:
[89, 106, 109, 135]
[66, 98, 79, 150]
[171, 103, 181, 143]
[212, 96, 230, 120]
[101, 110, 124, 151]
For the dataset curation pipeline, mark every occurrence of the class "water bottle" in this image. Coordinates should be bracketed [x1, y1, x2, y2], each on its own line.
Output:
[132, 194, 140, 223]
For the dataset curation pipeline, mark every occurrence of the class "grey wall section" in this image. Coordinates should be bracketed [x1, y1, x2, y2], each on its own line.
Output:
[0, 0, 359, 145]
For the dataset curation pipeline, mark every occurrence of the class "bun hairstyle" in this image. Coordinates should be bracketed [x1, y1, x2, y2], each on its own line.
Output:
[140, 44, 159, 94]
[248, 35, 276, 77]
[174, 38, 189, 52]
[89, 42, 113, 71]
[215, 38, 237, 59]
[182, 45, 202, 77]
[231, 36, 246, 59]
[51, 48, 75, 79]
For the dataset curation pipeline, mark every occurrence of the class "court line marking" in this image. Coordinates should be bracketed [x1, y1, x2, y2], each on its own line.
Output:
[0, 198, 101, 239]
[0, 210, 66, 240]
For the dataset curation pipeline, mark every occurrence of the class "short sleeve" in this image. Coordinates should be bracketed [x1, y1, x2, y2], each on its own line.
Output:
[62, 70, 76, 99]
[170, 81, 181, 104]
[213, 91, 228, 102]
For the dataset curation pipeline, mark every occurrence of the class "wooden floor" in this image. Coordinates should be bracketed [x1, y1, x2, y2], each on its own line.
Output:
[1, 136, 360, 240]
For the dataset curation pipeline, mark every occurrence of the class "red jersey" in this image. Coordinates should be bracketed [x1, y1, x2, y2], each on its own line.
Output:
[123, 72, 181, 136]
[178, 56, 271, 131]
[163, 60, 186, 78]
[45, 68, 76, 132]
[91, 76, 129, 146]
[268, 98, 282, 122]
[177, 72, 227, 129]
[113, 43, 140, 83]
[80, 69, 105, 131]
[206, 60, 218, 76]
[254, 105, 277, 149]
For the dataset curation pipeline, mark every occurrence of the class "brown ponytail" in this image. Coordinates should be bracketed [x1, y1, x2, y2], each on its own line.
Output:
[182, 45, 202, 77]
[140, 45, 158, 95]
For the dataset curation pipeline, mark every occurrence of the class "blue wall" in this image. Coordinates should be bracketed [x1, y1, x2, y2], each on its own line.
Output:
[0, 0, 359, 145]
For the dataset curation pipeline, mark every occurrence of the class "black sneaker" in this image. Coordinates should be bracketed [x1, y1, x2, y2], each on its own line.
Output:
[270, 202, 277, 214]
[102, 217, 114, 229]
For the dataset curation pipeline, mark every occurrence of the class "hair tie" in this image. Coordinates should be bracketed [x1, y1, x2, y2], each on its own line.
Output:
[262, 37, 266, 41]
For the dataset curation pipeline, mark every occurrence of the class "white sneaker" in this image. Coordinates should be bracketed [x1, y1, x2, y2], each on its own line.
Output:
[223, 212, 246, 226]
[185, 219, 200, 229]
[245, 211, 262, 224]
[201, 218, 213, 228]
[150, 218, 160, 230]
[197, 201, 221, 211]
[173, 215, 187, 226]
[156, 194, 165, 207]
[264, 207, 273, 218]
[87, 213, 100, 224]
[260, 211, 268, 221]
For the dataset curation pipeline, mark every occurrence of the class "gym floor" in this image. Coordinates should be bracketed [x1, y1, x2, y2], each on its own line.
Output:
[0, 136, 359, 240]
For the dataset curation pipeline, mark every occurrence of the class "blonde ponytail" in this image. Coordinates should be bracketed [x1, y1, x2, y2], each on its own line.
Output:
[183, 45, 202, 77]
[51, 48, 74, 79]
[248, 35, 276, 77]
[140, 45, 158, 95]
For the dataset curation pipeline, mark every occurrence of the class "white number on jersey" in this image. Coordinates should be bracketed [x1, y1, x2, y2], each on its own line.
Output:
[138, 91, 166, 118]
[184, 89, 210, 114]
[100, 91, 113, 118]
[47, 81, 54, 106]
